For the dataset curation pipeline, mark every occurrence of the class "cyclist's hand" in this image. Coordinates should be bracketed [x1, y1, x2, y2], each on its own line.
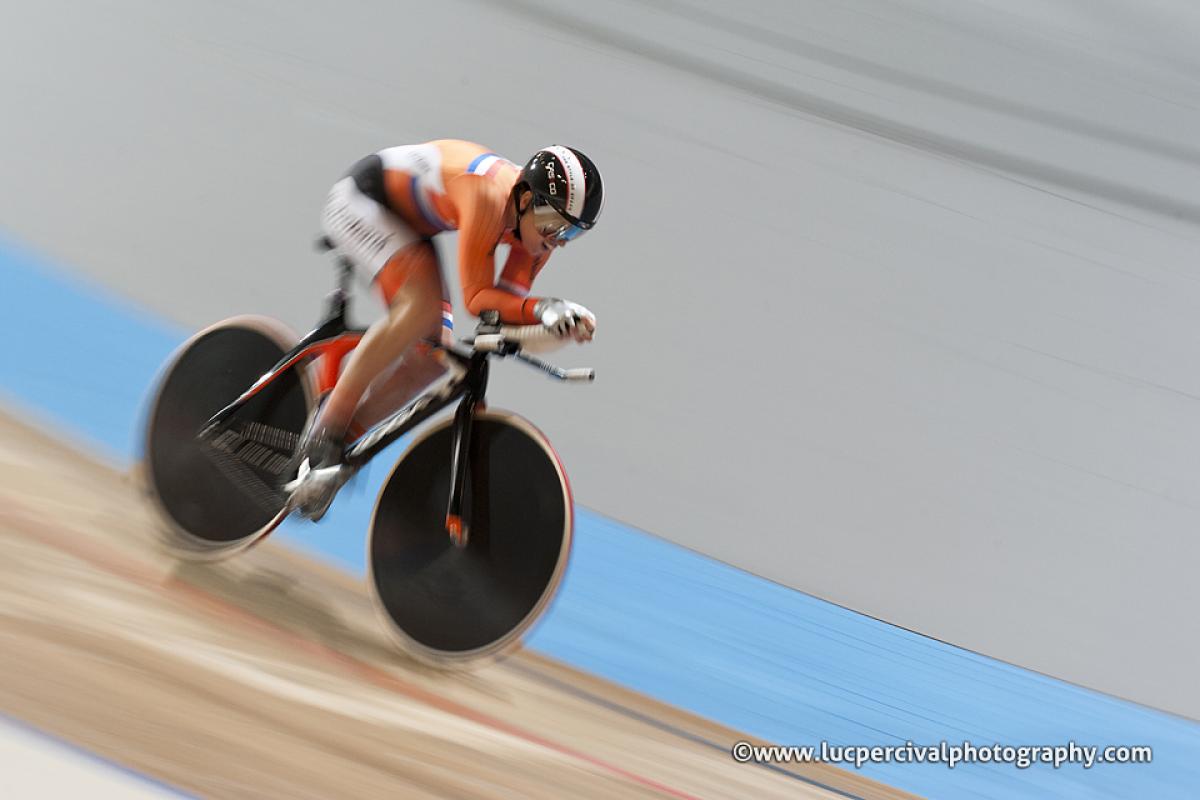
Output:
[569, 302, 596, 343]
[534, 298, 596, 342]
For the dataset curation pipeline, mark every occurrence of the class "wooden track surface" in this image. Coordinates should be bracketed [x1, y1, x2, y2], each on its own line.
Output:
[0, 410, 917, 799]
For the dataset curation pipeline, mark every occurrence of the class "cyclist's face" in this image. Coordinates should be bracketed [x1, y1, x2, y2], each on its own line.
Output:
[518, 191, 568, 255]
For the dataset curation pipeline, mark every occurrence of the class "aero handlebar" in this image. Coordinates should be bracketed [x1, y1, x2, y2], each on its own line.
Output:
[462, 324, 596, 382]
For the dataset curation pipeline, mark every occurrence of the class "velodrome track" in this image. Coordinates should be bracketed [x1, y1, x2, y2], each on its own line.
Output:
[0, 409, 908, 800]
[0, 260, 1196, 799]
[4, 256, 1197, 800]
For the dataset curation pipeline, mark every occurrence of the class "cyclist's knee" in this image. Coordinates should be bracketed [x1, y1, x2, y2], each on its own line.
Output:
[381, 289, 442, 349]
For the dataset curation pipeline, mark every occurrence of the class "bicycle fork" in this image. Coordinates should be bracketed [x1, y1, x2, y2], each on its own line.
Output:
[445, 354, 489, 548]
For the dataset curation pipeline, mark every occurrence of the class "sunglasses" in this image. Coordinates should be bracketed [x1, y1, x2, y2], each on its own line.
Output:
[530, 202, 588, 243]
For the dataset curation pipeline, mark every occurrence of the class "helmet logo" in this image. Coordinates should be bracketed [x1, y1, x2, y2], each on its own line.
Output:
[529, 146, 587, 221]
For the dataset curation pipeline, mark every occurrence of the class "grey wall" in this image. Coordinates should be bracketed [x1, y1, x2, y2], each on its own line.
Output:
[3, 0, 1200, 716]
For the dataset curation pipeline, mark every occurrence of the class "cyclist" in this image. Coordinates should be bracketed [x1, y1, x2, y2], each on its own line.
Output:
[287, 140, 604, 520]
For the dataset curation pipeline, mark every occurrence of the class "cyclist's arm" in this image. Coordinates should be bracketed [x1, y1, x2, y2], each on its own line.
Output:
[448, 176, 542, 324]
[495, 245, 548, 300]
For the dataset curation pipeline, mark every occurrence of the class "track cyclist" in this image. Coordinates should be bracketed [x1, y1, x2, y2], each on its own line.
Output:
[286, 140, 605, 521]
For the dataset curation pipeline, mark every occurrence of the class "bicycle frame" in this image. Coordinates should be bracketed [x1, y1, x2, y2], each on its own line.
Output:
[200, 257, 493, 546]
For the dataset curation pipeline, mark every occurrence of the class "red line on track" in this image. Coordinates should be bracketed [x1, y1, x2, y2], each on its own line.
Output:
[0, 502, 702, 800]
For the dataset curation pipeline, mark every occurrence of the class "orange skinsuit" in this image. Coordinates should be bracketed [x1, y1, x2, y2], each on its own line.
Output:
[372, 139, 552, 324]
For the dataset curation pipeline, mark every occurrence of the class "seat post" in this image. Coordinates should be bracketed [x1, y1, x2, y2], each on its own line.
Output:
[314, 236, 354, 324]
[322, 256, 355, 323]
[337, 256, 354, 295]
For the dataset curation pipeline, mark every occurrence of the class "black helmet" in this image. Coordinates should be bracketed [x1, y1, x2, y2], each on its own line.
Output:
[519, 146, 604, 240]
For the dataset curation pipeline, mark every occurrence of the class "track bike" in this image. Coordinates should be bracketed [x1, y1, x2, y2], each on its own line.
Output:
[140, 242, 592, 666]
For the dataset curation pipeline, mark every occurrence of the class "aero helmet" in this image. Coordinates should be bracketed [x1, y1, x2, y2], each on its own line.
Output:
[519, 145, 604, 241]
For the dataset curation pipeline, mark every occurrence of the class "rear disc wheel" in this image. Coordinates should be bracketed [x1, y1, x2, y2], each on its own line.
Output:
[140, 316, 312, 560]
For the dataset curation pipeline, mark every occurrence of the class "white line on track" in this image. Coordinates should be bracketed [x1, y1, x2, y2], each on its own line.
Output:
[0, 716, 187, 799]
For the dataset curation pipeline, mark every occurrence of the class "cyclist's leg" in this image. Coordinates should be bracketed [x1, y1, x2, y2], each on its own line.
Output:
[310, 174, 442, 439]
[350, 338, 448, 435]
[318, 242, 444, 438]
[289, 177, 443, 518]
[352, 255, 454, 435]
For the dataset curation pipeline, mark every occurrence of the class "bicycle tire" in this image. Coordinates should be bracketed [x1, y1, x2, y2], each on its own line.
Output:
[140, 316, 313, 560]
[367, 410, 573, 667]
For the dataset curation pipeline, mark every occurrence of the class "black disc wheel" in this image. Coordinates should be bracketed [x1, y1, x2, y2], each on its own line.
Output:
[140, 317, 312, 559]
[368, 410, 573, 666]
